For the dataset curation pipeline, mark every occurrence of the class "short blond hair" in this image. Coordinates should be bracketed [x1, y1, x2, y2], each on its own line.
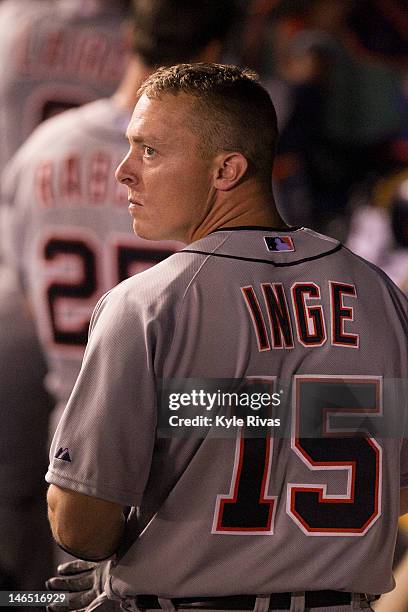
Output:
[138, 63, 279, 184]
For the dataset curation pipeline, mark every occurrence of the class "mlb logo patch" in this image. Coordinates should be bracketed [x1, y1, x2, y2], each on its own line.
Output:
[264, 236, 295, 252]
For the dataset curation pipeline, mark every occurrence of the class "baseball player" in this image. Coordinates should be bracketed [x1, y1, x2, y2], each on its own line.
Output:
[0, 0, 130, 591]
[44, 63, 408, 611]
[2, 0, 235, 421]
[0, 0, 130, 176]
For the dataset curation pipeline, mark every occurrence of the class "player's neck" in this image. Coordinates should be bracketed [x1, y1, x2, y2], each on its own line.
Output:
[112, 57, 152, 112]
[187, 183, 288, 244]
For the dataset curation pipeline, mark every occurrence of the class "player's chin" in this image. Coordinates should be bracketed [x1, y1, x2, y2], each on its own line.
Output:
[132, 219, 162, 241]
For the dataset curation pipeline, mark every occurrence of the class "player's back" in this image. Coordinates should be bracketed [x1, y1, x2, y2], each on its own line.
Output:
[96, 227, 408, 598]
[2, 98, 180, 404]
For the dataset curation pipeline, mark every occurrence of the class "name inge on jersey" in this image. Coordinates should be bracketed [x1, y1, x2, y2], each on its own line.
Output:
[242, 281, 359, 350]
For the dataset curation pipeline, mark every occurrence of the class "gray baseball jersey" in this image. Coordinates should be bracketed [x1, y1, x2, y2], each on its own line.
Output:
[46, 227, 408, 598]
[2, 97, 181, 405]
[0, 0, 129, 176]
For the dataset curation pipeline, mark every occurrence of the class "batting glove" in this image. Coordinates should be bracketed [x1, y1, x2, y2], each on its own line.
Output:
[45, 560, 111, 612]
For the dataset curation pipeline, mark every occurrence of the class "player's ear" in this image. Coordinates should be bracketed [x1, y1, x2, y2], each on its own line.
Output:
[212, 152, 248, 191]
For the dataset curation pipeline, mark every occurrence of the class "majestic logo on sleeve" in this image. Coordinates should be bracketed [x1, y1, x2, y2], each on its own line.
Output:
[242, 281, 359, 351]
[55, 447, 72, 462]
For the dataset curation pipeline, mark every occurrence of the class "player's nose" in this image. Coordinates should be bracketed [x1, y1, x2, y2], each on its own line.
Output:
[115, 153, 139, 186]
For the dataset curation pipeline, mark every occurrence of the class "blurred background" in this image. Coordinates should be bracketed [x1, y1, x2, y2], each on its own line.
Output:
[0, 0, 408, 608]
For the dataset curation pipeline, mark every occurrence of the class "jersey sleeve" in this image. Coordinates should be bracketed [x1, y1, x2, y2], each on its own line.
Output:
[45, 282, 158, 506]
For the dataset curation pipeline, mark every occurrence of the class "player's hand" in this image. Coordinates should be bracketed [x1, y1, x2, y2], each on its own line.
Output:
[45, 560, 110, 612]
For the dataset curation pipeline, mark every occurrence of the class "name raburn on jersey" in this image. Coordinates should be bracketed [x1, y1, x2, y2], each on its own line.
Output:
[34, 152, 127, 209]
[242, 280, 359, 351]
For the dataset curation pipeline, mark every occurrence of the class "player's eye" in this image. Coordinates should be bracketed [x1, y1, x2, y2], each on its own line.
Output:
[143, 145, 156, 158]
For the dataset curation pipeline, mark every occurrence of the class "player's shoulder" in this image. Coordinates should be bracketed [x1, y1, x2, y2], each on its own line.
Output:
[103, 251, 205, 303]
[26, 97, 129, 143]
[3, 98, 123, 177]
[18, 98, 119, 146]
[93, 235, 227, 318]
[86, 254, 185, 343]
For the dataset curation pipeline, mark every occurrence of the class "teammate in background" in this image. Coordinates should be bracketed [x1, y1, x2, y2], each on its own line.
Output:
[45, 63, 408, 611]
[0, 0, 130, 591]
[1, 0, 236, 597]
[0, 0, 130, 176]
[2, 0, 235, 428]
